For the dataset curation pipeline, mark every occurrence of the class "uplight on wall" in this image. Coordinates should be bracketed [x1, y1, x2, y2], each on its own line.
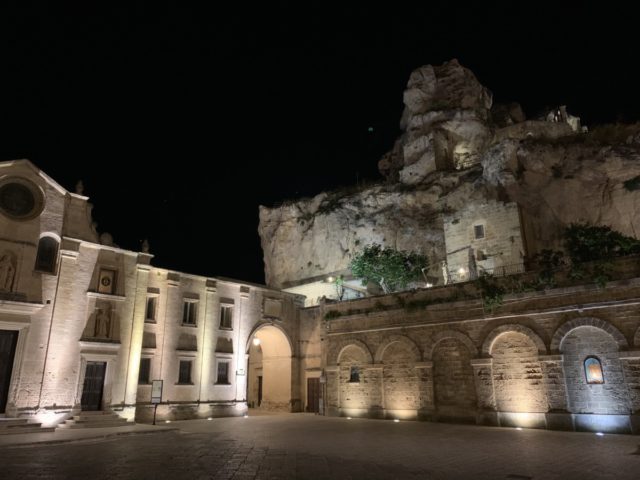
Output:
[253, 337, 261, 347]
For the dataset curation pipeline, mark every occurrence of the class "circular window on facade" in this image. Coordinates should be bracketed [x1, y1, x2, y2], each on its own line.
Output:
[0, 177, 45, 220]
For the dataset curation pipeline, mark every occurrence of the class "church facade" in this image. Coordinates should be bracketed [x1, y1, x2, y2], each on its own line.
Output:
[0, 160, 319, 427]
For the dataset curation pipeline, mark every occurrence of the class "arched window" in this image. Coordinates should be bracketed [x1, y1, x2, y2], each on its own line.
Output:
[35, 236, 59, 274]
[349, 366, 360, 383]
[584, 356, 604, 384]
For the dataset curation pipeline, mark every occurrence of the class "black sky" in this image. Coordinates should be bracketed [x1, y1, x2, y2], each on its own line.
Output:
[1, 3, 638, 284]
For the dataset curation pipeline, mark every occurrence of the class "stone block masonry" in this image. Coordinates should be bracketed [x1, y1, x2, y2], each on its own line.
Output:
[319, 278, 640, 433]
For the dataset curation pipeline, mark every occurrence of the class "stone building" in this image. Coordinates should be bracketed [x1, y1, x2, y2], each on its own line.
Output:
[0, 159, 320, 428]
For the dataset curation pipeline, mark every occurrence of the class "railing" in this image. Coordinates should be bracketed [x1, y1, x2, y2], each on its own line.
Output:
[444, 262, 526, 284]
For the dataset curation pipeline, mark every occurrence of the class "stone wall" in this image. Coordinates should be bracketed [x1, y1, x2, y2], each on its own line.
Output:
[561, 326, 629, 415]
[443, 200, 524, 279]
[319, 277, 640, 433]
[0, 160, 316, 426]
[491, 332, 546, 413]
[433, 338, 477, 418]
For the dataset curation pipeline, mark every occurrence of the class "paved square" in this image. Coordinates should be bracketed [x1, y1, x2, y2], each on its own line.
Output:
[1, 413, 638, 479]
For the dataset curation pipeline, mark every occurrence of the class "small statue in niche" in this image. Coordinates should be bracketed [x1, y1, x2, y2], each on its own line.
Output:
[75, 180, 84, 195]
[441, 260, 450, 285]
[94, 308, 111, 339]
[0, 253, 16, 292]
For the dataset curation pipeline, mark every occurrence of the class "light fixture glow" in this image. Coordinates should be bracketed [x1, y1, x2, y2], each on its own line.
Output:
[243, 414, 249, 418]
[207, 417, 213, 421]
[596, 432, 604, 436]
[457, 267, 466, 275]
[327, 276, 335, 283]
[165, 420, 171, 423]
[393, 419, 400, 423]
[253, 337, 261, 346]
[516, 427, 523, 431]
[347, 417, 352, 420]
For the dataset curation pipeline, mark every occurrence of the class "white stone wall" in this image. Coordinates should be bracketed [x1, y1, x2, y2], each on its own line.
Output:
[0, 161, 316, 425]
[443, 200, 524, 280]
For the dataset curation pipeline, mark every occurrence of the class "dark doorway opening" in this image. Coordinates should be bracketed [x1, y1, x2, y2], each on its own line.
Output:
[257, 375, 263, 407]
[0, 330, 18, 414]
[307, 377, 320, 413]
[81, 361, 106, 411]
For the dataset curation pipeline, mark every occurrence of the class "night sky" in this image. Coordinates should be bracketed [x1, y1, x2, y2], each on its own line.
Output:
[1, 4, 638, 284]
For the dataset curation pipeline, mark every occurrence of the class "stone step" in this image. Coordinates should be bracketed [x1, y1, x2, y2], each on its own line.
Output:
[57, 411, 133, 430]
[73, 414, 123, 422]
[0, 420, 55, 435]
[77, 410, 117, 416]
[0, 418, 29, 427]
[59, 420, 133, 429]
[71, 418, 130, 426]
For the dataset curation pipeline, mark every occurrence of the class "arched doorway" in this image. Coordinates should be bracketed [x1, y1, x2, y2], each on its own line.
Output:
[247, 325, 293, 411]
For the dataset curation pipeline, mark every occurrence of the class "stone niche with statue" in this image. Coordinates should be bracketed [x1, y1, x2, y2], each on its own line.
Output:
[81, 300, 120, 343]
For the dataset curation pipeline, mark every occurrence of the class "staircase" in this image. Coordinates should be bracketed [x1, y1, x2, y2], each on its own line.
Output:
[0, 417, 55, 435]
[57, 411, 133, 429]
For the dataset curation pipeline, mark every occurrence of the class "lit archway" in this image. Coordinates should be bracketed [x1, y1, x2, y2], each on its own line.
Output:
[246, 325, 293, 412]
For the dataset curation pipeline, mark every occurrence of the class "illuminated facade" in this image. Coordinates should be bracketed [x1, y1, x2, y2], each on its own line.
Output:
[0, 160, 319, 427]
[315, 266, 640, 434]
[1, 159, 638, 434]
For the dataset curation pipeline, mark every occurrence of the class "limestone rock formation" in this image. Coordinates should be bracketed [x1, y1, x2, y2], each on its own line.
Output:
[380, 59, 493, 184]
[259, 59, 640, 290]
[483, 139, 640, 253]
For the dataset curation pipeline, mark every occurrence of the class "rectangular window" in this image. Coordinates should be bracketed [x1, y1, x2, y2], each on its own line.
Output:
[220, 305, 233, 330]
[138, 358, 151, 384]
[349, 366, 360, 383]
[178, 360, 192, 384]
[182, 301, 197, 326]
[474, 224, 485, 240]
[216, 361, 230, 384]
[97, 268, 116, 294]
[145, 297, 157, 323]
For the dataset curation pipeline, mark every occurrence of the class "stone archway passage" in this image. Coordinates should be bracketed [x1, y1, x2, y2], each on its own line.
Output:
[247, 326, 292, 411]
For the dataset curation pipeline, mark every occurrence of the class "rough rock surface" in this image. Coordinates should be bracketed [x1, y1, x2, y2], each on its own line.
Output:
[380, 59, 493, 183]
[259, 170, 490, 288]
[259, 60, 640, 289]
[483, 139, 640, 253]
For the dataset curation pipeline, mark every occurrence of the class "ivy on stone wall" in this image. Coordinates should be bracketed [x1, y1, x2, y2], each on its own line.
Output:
[476, 273, 505, 312]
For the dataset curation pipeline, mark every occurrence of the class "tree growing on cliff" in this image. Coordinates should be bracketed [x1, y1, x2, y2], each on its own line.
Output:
[349, 244, 428, 294]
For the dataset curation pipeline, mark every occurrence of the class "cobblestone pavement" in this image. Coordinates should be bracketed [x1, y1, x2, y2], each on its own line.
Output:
[1, 413, 638, 479]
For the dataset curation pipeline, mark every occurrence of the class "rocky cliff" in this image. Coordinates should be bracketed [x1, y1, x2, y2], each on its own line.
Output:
[259, 59, 640, 289]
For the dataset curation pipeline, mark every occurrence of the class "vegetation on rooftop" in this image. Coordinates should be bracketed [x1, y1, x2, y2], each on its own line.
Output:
[349, 243, 428, 294]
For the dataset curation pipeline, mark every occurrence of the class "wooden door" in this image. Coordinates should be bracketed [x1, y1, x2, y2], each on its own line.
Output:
[0, 330, 18, 414]
[81, 362, 106, 411]
[307, 377, 320, 413]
